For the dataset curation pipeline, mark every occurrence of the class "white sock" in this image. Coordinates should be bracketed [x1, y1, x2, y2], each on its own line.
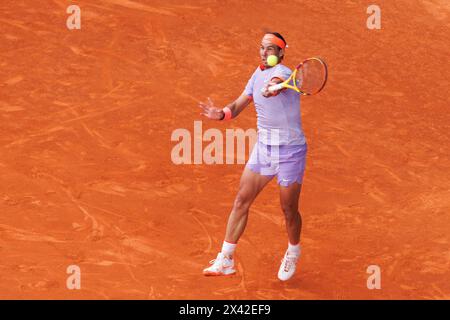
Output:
[221, 241, 237, 258]
[288, 242, 301, 256]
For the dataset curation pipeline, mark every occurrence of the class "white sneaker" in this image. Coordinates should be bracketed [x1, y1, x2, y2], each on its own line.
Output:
[278, 250, 300, 281]
[203, 252, 236, 276]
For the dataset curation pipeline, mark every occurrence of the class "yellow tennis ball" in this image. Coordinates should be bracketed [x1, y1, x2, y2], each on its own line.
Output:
[267, 55, 278, 67]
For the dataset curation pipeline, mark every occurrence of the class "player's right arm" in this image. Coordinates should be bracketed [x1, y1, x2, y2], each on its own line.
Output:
[261, 77, 284, 98]
[199, 94, 252, 121]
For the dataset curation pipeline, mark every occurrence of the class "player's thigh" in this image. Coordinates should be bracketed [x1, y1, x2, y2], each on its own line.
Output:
[279, 182, 302, 212]
[235, 166, 273, 205]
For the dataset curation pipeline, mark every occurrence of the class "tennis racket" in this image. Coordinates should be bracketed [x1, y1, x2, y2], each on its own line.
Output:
[265, 57, 328, 96]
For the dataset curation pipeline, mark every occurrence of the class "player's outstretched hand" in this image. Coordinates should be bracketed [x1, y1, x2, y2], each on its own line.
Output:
[199, 97, 224, 120]
[261, 80, 280, 98]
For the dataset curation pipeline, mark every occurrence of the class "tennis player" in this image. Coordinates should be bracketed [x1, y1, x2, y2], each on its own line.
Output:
[199, 32, 307, 281]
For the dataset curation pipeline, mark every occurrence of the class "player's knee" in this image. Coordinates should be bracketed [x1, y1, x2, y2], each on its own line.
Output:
[233, 193, 251, 213]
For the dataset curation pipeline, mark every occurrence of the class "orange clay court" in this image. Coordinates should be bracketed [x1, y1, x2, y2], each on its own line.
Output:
[1, 0, 449, 299]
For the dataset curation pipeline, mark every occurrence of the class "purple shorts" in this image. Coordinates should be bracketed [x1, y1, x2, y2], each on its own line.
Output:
[246, 141, 308, 187]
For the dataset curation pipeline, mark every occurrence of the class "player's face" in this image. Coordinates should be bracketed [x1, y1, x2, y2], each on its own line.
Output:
[260, 40, 281, 67]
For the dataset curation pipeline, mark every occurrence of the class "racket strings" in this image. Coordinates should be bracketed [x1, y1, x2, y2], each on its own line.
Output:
[295, 59, 327, 95]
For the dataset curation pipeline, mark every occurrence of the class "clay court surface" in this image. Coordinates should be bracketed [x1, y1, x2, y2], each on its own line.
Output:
[1, 0, 449, 299]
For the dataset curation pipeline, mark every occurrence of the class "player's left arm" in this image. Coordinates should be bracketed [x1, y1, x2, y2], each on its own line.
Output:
[199, 94, 251, 121]
[222, 93, 252, 119]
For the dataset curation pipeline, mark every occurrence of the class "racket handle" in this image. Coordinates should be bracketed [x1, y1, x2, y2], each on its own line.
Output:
[268, 83, 284, 93]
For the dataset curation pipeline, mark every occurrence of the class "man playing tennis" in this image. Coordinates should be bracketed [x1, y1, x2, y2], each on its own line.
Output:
[199, 32, 307, 281]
